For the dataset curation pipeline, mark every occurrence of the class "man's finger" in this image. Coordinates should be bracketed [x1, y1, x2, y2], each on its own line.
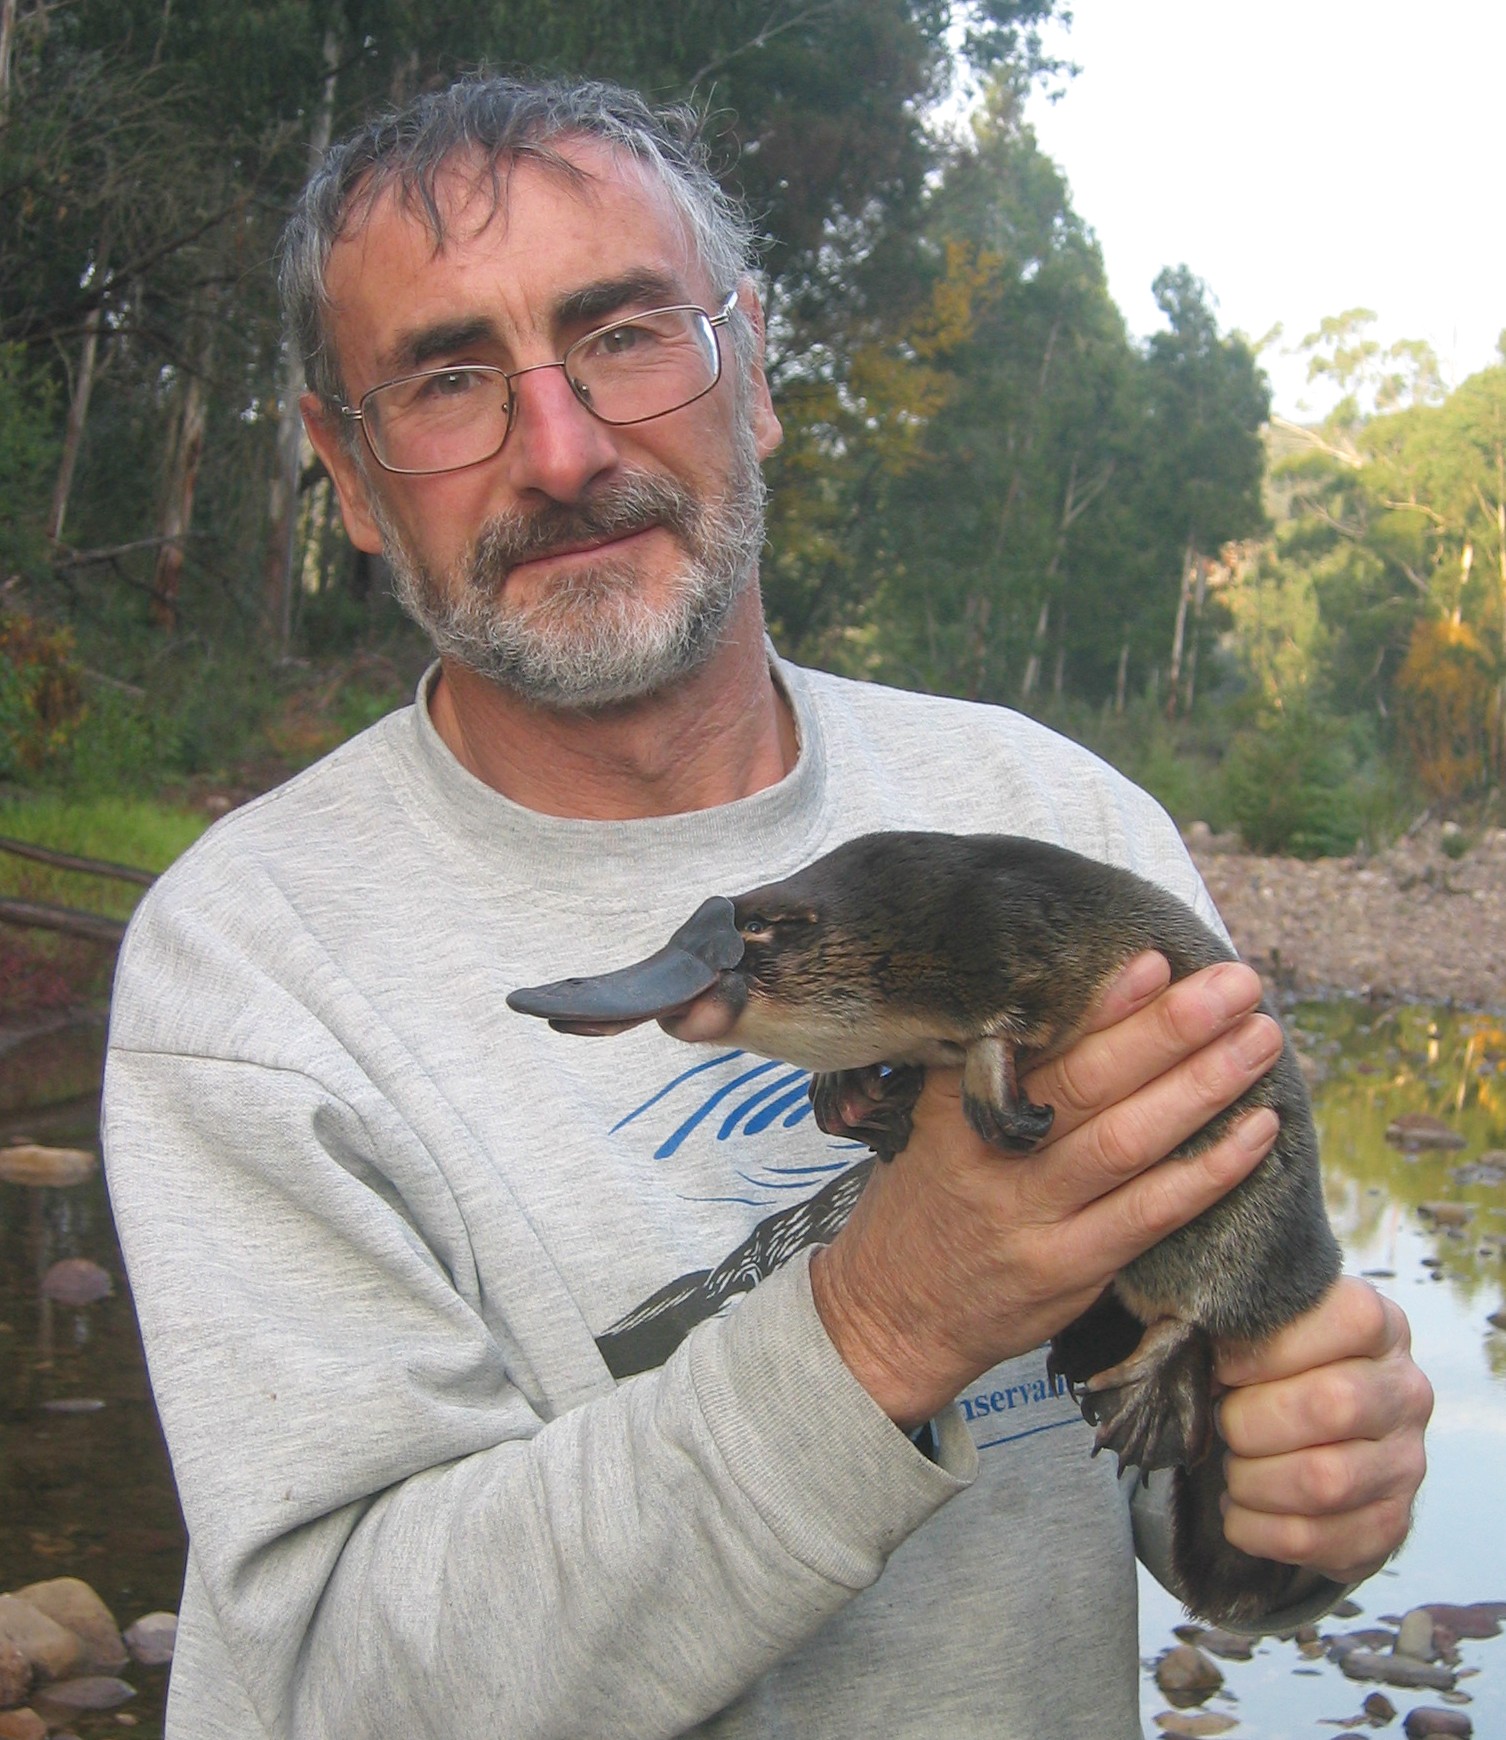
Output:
[1027, 959, 1268, 1141]
[1215, 1276, 1406, 1389]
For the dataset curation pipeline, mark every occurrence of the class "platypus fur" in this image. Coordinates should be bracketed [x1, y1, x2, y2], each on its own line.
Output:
[507, 830, 1343, 1624]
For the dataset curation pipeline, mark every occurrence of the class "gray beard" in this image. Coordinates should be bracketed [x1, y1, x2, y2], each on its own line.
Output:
[373, 436, 767, 711]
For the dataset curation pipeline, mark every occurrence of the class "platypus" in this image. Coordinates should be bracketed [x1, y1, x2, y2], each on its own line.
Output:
[508, 830, 1342, 1623]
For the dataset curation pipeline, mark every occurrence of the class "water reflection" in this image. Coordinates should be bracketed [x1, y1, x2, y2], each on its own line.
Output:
[1140, 1002, 1506, 1737]
[2, 1006, 1503, 1739]
[0, 1094, 182, 1737]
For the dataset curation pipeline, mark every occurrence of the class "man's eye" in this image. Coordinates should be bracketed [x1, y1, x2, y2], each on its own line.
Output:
[418, 369, 482, 401]
[594, 322, 656, 358]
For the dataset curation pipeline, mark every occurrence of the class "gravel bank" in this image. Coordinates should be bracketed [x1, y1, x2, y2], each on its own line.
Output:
[1187, 821, 1506, 1014]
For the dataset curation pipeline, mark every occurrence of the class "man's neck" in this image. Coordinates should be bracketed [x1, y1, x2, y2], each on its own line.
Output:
[427, 605, 798, 821]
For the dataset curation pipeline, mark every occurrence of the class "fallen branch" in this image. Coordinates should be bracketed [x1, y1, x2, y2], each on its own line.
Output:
[0, 835, 155, 886]
[0, 897, 127, 945]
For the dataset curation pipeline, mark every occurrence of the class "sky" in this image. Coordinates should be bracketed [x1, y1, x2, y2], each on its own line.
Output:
[1019, 0, 1505, 420]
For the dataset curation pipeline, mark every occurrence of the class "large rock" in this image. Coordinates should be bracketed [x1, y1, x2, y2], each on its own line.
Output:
[12, 1581, 125, 1674]
[0, 1597, 81, 1684]
[1402, 1710, 1472, 1738]
[0, 1709, 47, 1739]
[0, 1640, 30, 1709]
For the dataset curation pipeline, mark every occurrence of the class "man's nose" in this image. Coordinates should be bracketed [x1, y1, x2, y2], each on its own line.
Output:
[501, 362, 620, 502]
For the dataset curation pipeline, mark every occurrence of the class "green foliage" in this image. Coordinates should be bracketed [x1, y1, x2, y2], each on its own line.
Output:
[1221, 710, 1364, 858]
[0, 345, 57, 583]
[0, 613, 87, 780]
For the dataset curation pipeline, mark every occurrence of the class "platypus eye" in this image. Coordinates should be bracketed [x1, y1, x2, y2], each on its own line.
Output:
[739, 913, 775, 943]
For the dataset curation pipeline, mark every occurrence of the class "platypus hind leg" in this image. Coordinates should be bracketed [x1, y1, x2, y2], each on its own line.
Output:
[811, 1064, 926, 1164]
[1076, 1315, 1215, 1476]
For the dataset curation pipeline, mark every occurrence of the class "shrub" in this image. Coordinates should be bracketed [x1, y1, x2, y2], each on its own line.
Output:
[1221, 709, 1362, 857]
[0, 613, 88, 780]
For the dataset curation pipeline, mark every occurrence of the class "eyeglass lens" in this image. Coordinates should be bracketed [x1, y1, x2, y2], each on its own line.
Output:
[361, 306, 722, 474]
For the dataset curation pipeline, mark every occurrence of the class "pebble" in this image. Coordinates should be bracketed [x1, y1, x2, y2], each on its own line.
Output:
[1423, 1603, 1506, 1640]
[0, 1144, 95, 1187]
[1418, 1202, 1474, 1229]
[38, 1260, 113, 1307]
[1397, 1607, 1439, 1661]
[1386, 1114, 1468, 1151]
[1154, 1644, 1223, 1701]
[1152, 1712, 1238, 1736]
[122, 1612, 176, 1668]
[31, 1675, 135, 1719]
[1338, 1649, 1456, 1691]
[1365, 1691, 1399, 1720]
[0, 1711, 46, 1740]
[1403, 1709, 1472, 1737]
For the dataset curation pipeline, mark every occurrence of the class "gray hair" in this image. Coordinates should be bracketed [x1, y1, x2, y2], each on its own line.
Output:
[278, 74, 761, 416]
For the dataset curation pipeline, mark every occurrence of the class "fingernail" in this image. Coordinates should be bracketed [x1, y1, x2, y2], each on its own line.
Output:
[1235, 1107, 1279, 1151]
[1115, 951, 1168, 1004]
[1207, 960, 1260, 1018]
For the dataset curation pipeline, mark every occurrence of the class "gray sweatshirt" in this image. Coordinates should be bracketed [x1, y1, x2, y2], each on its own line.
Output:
[103, 657, 1330, 1739]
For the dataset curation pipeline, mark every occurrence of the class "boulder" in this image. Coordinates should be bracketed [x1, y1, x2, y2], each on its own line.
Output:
[0, 1597, 81, 1684]
[12, 1581, 125, 1674]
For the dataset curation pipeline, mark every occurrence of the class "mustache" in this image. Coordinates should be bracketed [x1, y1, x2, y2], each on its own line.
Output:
[471, 472, 702, 576]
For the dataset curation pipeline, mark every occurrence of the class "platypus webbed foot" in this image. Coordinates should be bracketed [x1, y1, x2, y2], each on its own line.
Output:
[811, 1064, 925, 1163]
[1077, 1315, 1214, 1477]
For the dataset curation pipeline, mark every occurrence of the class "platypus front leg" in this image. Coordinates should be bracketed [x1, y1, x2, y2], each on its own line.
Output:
[961, 1034, 1056, 1152]
[810, 1064, 926, 1163]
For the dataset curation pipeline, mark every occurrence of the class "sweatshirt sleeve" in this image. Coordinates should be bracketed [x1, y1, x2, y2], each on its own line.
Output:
[102, 909, 974, 1740]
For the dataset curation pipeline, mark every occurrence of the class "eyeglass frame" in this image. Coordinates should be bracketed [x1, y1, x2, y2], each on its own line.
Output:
[336, 289, 740, 476]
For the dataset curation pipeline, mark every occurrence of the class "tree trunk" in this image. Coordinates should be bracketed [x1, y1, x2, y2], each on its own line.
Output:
[263, 24, 340, 653]
[0, 0, 17, 116]
[152, 344, 210, 629]
[1165, 538, 1195, 719]
[48, 259, 109, 544]
[1183, 556, 1208, 712]
[1020, 595, 1048, 700]
[1114, 639, 1129, 714]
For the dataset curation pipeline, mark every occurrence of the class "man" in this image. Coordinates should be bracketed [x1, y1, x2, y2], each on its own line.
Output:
[103, 75, 1430, 1739]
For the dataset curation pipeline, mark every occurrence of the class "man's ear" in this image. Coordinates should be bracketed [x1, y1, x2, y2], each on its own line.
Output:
[301, 393, 385, 554]
[736, 283, 783, 461]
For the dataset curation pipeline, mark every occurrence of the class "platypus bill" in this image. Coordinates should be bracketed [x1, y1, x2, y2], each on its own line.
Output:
[508, 830, 1342, 1625]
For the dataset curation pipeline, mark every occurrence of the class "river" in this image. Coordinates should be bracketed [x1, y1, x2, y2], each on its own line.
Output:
[2, 1000, 1502, 1739]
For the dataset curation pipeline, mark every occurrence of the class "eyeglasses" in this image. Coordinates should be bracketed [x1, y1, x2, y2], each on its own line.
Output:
[339, 290, 738, 475]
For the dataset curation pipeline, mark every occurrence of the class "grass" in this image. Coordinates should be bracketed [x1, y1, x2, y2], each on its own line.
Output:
[0, 791, 208, 922]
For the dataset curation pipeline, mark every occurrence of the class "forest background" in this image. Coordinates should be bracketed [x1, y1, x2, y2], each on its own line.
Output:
[2, 0, 1505, 995]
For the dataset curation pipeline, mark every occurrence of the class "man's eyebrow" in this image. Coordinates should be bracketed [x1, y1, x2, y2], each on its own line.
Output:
[382, 315, 501, 376]
[377, 270, 701, 379]
[553, 270, 692, 330]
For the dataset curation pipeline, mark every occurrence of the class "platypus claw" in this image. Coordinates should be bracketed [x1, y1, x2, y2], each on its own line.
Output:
[811, 1064, 925, 1163]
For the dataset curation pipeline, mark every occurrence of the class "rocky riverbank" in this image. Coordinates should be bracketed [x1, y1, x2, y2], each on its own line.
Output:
[1186, 821, 1506, 1014]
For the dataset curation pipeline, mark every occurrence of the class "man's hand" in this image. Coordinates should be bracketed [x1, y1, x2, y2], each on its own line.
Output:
[811, 952, 1285, 1429]
[1214, 1277, 1432, 1584]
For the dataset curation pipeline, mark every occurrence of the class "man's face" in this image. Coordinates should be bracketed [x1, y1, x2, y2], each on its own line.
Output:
[306, 140, 782, 710]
